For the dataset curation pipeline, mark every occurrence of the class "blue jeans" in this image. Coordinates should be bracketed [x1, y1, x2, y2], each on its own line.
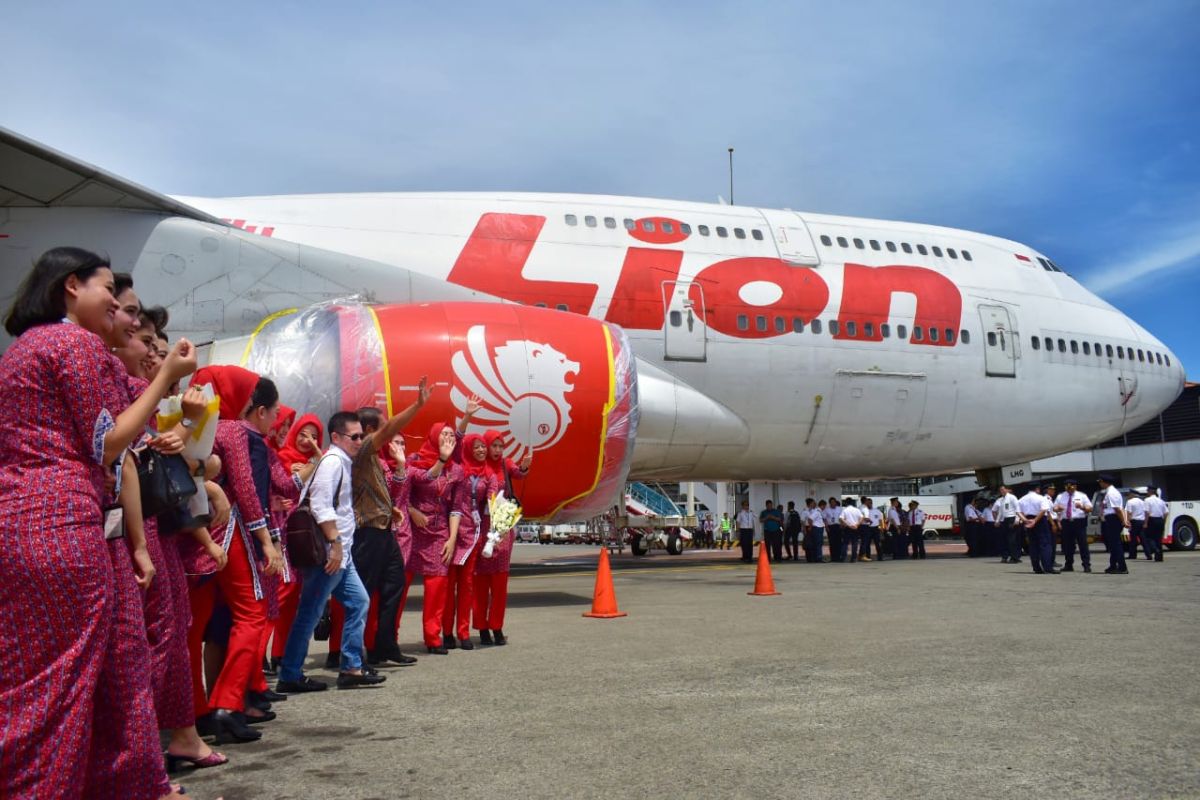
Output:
[280, 559, 369, 680]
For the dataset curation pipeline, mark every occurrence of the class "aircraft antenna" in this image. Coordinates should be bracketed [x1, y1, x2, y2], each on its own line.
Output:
[727, 147, 735, 206]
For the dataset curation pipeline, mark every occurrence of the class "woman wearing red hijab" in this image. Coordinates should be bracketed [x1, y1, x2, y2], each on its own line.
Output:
[474, 431, 530, 646]
[188, 365, 289, 744]
[267, 413, 324, 671]
[407, 423, 465, 653]
[442, 433, 497, 649]
[268, 404, 295, 452]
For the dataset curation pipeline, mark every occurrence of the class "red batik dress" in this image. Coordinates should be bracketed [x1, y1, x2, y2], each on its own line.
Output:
[445, 445, 496, 642]
[474, 457, 526, 633]
[408, 463, 466, 647]
[0, 322, 169, 800]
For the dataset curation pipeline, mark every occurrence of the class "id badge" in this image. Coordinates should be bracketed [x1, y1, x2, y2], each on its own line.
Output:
[103, 505, 126, 540]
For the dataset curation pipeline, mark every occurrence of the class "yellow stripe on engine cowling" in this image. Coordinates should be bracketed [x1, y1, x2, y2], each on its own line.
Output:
[239, 307, 300, 367]
[542, 323, 619, 520]
[365, 305, 393, 415]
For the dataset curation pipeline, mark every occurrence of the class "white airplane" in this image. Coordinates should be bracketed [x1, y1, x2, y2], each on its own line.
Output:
[0, 127, 1184, 520]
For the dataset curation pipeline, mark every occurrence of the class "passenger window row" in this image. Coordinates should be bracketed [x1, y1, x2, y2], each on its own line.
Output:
[817, 233, 972, 262]
[1030, 335, 1170, 367]
[563, 214, 765, 241]
[733, 314, 970, 344]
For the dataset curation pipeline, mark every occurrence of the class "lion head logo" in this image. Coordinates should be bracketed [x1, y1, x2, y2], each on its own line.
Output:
[451, 325, 580, 461]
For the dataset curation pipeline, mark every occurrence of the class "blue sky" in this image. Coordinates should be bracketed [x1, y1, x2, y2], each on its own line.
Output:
[6, 1, 1199, 374]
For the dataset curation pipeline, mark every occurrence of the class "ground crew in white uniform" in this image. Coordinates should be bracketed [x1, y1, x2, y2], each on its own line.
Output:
[1053, 478, 1093, 572]
[1144, 488, 1168, 562]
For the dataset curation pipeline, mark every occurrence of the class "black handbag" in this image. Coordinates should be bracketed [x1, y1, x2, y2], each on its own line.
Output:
[285, 456, 343, 569]
[137, 448, 198, 518]
[313, 600, 333, 641]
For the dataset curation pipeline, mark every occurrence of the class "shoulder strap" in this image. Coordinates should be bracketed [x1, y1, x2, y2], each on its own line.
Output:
[298, 454, 343, 508]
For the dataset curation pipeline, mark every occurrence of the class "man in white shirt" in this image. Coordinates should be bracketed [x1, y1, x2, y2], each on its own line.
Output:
[804, 498, 826, 563]
[279, 411, 385, 692]
[1125, 490, 1147, 560]
[1018, 484, 1056, 574]
[861, 498, 882, 561]
[1098, 474, 1129, 574]
[838, 499, 864, 562]
[824, 498, 844, 562]
[735, 500, 756, 563]
[964, 499, 981, 557]
[908, 501, 927, 559]
[887, 499, 907, 559]
[996, 485, 1023, 565]
[1054, 477, 1093, 572]
[1143, 487, 1169, 562]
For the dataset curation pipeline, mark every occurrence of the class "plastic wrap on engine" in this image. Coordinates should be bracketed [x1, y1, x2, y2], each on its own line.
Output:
[238, 301, 385, 428]
[540, 322, 640, 523]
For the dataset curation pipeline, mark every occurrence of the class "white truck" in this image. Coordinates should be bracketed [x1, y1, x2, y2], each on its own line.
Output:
[869, 496, 957, 537]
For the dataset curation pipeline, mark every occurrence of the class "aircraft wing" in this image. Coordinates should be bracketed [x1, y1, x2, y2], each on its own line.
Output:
[0, 125, 221, 223]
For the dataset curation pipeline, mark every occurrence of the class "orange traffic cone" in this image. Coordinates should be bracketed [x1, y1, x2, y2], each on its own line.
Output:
[583, 547, 628, 618]
[748, 541, 781, 596]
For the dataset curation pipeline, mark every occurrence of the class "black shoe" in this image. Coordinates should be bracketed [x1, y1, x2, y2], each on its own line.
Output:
[444, 635, 458, 650]
[493, 629, 507, 646]
[1046, 569, 1060, 574]
[479, 629, 494, 646]
[362, 664, 380, 677]
[1155, 555, 1163, 562]
[194, 712, 218, 738]
[211, 709, 262, 743]
[244, 692, 271, 712]
[270, 656, 282, 674]
[254, 689, 286, 703]
[337, 671, 387, 689]
[1115, 568, 1129, 574]
[276, 675, 328, 694]
[241, 709, 276, 725]
[1033, 569, 1044, 574]
[1000, 558, 1009, 564]
[427, 645, 448, 655]
[1104, 567, 1116, 574]
[324, 651, 341, 670]
[460, 637, 475, 651]
[366, 651, 385, 666]
[1011, 559, 1022, 564]
[1061, 565, 1074, 572]
[262, 656, 276, 677]
[376, 647, 418, 665]
[1083, 565, 1092, 573]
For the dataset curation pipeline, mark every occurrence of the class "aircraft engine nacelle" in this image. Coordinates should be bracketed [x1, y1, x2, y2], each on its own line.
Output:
[215, 301, 638, 522]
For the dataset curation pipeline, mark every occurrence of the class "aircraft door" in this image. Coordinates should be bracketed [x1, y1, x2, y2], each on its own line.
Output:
[662, 281, 707, 362]
[756, 209, 820, 266]
[978, 305, 1017, 377]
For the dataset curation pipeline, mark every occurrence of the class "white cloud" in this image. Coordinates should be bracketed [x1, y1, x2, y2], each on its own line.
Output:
[1085, 226, 1200, 296]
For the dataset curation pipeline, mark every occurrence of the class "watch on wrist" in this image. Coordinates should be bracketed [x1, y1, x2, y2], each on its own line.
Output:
[181, 417, 197, 430]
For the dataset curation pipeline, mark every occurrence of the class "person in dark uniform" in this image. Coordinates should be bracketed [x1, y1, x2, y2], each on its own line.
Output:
[908, 501, 927, 559]
[1144, 487, 1168, 562]
[1098, 475, 1129, 574]
[996, 485, 1022, 564]
[887, 499, 907, 559]
[1125, 490, 1147, 559]
[824, 498, 843, 562]
[783, 501, 803, 561]
[1054, 478, 1092, 572]
[804, 498, 826, 562]
[760, 500, 785, 562]
[1018, 484, 1056, 574]
[964, 498, 980, 556]
[735, 500, 756, 563]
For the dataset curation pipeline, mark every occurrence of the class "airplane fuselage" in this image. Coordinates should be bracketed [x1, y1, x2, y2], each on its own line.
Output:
[1, 191, 1184, 481]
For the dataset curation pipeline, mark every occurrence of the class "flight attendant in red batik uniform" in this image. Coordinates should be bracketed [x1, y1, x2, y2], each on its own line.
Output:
[0, 247, 196, 800]
[109, 285, 232, 772]
[384, 435, 420, 646]
[474, 430, 531, 646]
[188, 365, 287, 744]
[443, 433, 497, 650]
[407, 423, 465, 654]
[269, 413, 324, 670]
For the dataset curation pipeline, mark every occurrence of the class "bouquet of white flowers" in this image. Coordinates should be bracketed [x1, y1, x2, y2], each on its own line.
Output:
[484, 491, 523, 558]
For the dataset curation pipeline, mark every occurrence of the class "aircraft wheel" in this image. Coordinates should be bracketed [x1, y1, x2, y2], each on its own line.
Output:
[1171, 518, 1197, 550]
[666, 530, 684, 555]
[630, 532, 648, 556]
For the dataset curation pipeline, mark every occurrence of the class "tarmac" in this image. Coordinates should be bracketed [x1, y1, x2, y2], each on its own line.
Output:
[182, 544, 1200, 800]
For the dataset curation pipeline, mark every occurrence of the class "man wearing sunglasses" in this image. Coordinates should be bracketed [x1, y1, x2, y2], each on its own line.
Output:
[278, 411, 385, 692]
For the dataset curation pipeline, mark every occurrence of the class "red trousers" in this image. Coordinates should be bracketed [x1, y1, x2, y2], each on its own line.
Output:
[442, 545, 479, 640]
[270, 574, 302, 659]
[188, 530, 266, 713]
[473, 571, 510, 630]
[187, 580, 216, 718]
[422, 574, 449, 646]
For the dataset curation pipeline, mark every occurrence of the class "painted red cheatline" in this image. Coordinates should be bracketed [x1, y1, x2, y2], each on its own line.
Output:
[447, 212, 963, 345]
[220, 218, 274, 237]
[1015, 254, 1032, 262]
